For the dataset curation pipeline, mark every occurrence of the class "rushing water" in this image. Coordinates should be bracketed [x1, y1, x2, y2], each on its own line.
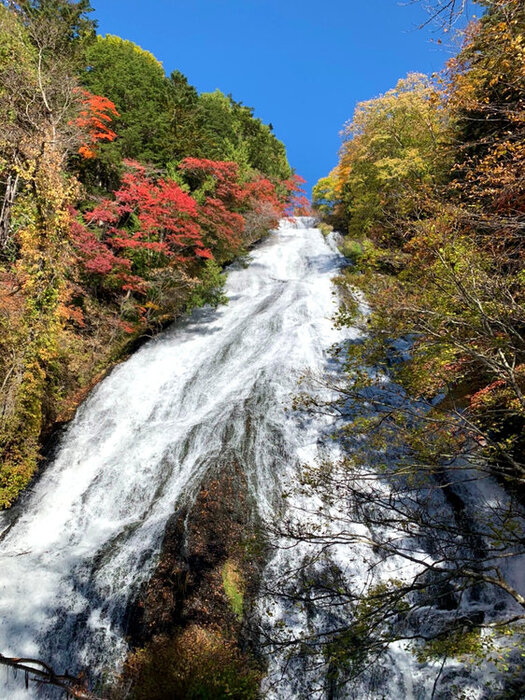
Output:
[0, 218, 354, 697]
[0, 218, 522, 699]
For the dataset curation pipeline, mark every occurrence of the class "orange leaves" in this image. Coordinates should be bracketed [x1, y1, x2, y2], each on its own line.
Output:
[58, 302, 85, 328]
[195, 248, 214, 259]
[74, 89, 120, 159]
[469, 378, 507, 411]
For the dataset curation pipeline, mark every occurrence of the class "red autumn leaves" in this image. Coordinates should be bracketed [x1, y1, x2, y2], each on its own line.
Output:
[71, 94, 308, 296]
[71, 158, 300, 294]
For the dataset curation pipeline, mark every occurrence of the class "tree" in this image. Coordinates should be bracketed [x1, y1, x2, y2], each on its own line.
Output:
[82, 35, 172, 166]
[74, 88, 119, 158]
[416, 0, 471, 28]
[80, 41, 292, 187]
[333, 73, 447, 243]
[4, 0, 96, 61]
[0, 0, 107, 506]
[0, 652, 102, 699]
[74, 157, 283, 328]
[302, 0, 525, 692]
[178, 157, 246, 263]
[312, 174, 337, 218]
[166, 69, 207, 162]
[198, 90, 291, 180]
[75, 160, 209, 303]
[242, 176, 285, 244]
[0, 0, 96, 249]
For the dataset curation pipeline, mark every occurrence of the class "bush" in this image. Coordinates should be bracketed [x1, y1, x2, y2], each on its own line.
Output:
[123, 626, 262, 700]
[187, 259, 228, 310]
[317, 222, 333, 237]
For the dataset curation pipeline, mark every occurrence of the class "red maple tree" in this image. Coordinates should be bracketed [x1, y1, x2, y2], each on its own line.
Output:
[74, 89, 120, 159]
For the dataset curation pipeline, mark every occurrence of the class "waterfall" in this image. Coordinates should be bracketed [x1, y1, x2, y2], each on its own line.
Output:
[0, 218, 522, 699]
[0, 218, 352, 697]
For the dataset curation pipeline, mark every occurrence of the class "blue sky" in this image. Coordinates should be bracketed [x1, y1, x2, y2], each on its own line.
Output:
[92, 0, 475, 193]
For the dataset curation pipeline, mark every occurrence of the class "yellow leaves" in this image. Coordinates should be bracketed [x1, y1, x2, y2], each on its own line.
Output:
[325, 72, 448, 242]
[15, 158, 36, 182]
[0, 108, 83, 508]
[97, 34, 165, 73]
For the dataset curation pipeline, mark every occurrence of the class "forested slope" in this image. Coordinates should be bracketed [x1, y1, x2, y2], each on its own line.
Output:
[0, 0, 304, 508]
[309, 0, 525, 684]
[314, 0, 524, 495]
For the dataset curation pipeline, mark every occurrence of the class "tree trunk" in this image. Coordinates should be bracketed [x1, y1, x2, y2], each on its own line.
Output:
[0, 171, 19, 251]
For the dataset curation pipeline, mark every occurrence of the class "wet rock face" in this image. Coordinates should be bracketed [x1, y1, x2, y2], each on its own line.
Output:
[118, 462, 265, 698]
[124, 509, 189, 644]
[127, 461, 259, 642]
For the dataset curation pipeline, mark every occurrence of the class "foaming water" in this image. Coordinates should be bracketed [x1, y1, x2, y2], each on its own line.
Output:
[0, 218, 353, 696]
[0, 218, 521, 699]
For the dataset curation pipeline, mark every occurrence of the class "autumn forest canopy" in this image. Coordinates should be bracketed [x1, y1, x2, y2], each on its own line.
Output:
[0, 0, 308, 508]
[313, 0, 525, 483]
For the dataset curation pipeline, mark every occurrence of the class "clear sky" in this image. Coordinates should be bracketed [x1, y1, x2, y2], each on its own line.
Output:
[91, 0, 473, 193]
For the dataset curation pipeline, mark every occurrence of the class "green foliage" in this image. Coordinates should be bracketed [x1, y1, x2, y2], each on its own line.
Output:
[198, 90, 291, 180]
[414, 629, 488, 664]
[0, 4, 36, 136]
[187, 259, 228, 310]
[167, 69, 206, 162]
[324, 580, 407, 673]
[317, 222, 333, 237]
[79, 40, 291, 188]
[8, 0, 96, 66]
[222, 559, 244, 619]
[339, 237, 367, 264]
[83, 35, 172, 166]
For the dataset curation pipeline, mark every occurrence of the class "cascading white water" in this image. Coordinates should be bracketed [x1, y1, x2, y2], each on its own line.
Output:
[0, 218, 522, 699]
[0, 218, 355, 697]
